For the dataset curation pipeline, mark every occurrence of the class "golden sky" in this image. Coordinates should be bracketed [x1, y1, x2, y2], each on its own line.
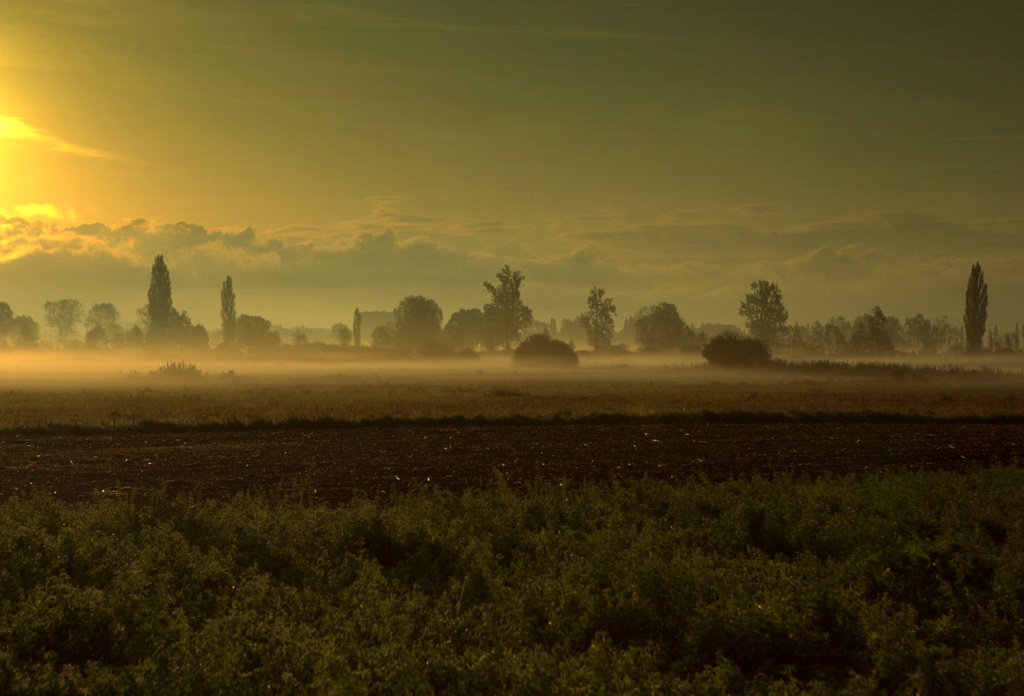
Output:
[1, 1, 1022, 332]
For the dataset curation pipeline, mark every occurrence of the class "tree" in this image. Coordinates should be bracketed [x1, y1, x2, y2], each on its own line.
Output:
[444, 308, 485, 350]
[332, 323, 353, 347]
[85, 302, 120, 333]
[702, 332, 772, 367]
[738, 280, 789, 344]
[10, 315, 40, 347]
[236, 314, 280, 350]
[371, 324, 394, 349]
[83, 302, 121, 348]
[575, 287, 616, 351]
[964, 262, 988, 352]
[221, 276, 236, 346]
[633, 303, 700, 351]
[0, 302, 14, 345]
[44, 299, 83, 342]
[147, 255, 174, 345]
[512, 333, 578, 366]
[483, 265, 533, 350]
[850, 306, 895, 354]
[393, 295, 444, 352]
[353, 308, 362, 348]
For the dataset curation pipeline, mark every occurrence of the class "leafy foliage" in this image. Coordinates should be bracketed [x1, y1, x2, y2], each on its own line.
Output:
[702, 331, 772, 367]
[483, 265, 533, 350]
[575, 287, 616, 351]
[632, 302, 701, 351]
[512, 333, 579, 366]
[0, 469, 1021, 693]
[738, 280, 789, 344]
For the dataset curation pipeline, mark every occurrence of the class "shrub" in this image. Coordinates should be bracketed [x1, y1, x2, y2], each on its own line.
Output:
[512, 334, 579, 366]
[151, 361, 204, 379]
[702, 332, 771, 367]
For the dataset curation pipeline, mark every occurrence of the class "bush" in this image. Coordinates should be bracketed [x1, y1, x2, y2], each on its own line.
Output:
[151, 361, 204, 379]
[702, 332, 771, 367]
[512, 334, 579, 366]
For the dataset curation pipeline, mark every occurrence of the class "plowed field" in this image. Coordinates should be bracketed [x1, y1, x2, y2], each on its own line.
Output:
[2, 422, 1021, 503]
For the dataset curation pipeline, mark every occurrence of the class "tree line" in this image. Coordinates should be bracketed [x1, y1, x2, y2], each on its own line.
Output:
[0, 256, 1012, 357]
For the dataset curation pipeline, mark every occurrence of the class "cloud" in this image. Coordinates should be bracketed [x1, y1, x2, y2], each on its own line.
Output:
[0, 203, 1021, 329]
[0, 115, 124, 159]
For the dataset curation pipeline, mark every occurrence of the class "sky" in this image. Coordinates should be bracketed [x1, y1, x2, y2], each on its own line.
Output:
[1, 0, 1022, 335]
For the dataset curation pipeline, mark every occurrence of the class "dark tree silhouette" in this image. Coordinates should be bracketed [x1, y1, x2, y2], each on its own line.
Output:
[444, 308, 485, 350]
[576, 287, 616, 351]
[44, 299, 83, 342]
[393, 295, 443, 352]
[851, 306, 895, 354]
[484, 265, 533, 350]
[221, 276, 236, 346]
[702, 331, 772, 367]
[633, 302, 699, 351]
[512, 333, 578, 366]
[147, 255, 174, 345]
[0, 302, 13, 345]
[353, 308, 362, 348]
[739, 280, 789, 344]
[964, 262, 988, 352]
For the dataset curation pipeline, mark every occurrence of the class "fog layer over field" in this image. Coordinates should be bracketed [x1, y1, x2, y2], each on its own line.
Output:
[1, 350, 1023, 431]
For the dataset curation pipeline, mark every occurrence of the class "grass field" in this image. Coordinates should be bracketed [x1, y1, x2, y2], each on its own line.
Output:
[1, 361, 1024, 430]
[2, 354, 1022, 692]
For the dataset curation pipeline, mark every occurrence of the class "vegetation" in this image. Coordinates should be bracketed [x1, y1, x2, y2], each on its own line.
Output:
[964, 262, 988, 353]
[575, 287, 616, 351]
[483, 265, 533, 351]
[511, 333, 578, 366]
[631, 302, 702, 352]
[43, 299, 83, 343]
[0, 468, 1020, 693]
[393, 295, 444, 353]
[702, 332, 772, 367]
[220, 276, 236, 346]
[739, 280, 789, 345]
[150, 361, 204, 379]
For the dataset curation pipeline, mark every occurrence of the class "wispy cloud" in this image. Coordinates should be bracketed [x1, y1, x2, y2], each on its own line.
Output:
[0, 115, 124, 159]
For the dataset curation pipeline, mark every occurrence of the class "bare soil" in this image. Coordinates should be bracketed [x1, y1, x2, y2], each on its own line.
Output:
[1, 422, 1021, 503]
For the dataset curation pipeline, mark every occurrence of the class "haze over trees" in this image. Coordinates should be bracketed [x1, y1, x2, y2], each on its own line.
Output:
[739, 280, 789, 345]
[332, 323, 352, 347]
[44, 299, 83, 342]
[483, 265, 533, 350]
[352, 308, 362, 348]
[576, 287, 616, 351]
[84, 302, 121, 347]
[964, 262, 988, 353]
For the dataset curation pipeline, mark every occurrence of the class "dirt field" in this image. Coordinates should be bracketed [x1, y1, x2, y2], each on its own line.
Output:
[2, 421, 1021, 503]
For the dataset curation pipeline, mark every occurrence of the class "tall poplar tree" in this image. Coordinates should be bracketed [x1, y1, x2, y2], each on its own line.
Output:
[353, 308, 362, 348]
[964, 262, 988, 352]
[146, 255, 173, 345]
[220, 276, 236, 345]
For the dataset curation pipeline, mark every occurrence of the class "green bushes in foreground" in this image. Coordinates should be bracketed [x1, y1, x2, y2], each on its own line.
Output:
[0, 469, 1023, 694]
